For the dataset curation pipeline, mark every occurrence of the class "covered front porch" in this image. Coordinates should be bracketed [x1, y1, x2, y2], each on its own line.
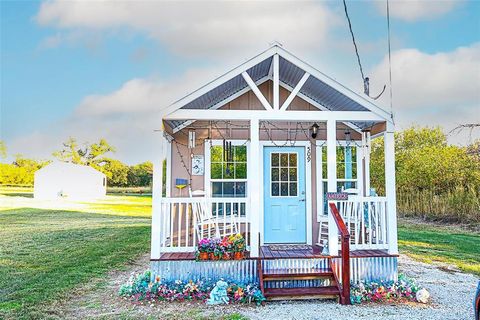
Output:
[151, 45, 398, 260]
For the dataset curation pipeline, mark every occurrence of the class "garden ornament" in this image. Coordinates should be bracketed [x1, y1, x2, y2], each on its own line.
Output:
[416, 288, 430, 303]
[206, 279, 229, 305]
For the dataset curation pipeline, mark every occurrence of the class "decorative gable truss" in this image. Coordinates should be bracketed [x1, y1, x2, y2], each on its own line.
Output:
[162, 45, 393, 133]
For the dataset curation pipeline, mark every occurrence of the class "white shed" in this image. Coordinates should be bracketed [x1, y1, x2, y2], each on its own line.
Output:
[34, 162, 107, 200]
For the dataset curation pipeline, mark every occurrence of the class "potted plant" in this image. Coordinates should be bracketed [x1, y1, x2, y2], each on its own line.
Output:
[197, 238, 211, 260]
[230, 234, 245, 260]
[211, 246, 223, 261]
[220, 236, 233, 260]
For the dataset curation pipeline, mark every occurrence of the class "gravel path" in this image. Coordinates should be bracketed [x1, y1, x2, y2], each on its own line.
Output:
[59, 254, 478, 320]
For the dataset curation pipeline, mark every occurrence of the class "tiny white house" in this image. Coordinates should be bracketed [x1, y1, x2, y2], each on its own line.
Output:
[150, 45, 399, 304]
[34, 162, 106, 200]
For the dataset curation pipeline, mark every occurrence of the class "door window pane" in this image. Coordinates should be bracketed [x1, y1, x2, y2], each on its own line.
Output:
[271, 153, 279, 167]
[289, 183, 298, 196]
[272, 183, 280, 196]
[281, 183, 288, 196]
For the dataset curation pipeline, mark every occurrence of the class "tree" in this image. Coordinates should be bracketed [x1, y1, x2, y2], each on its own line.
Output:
[127, 161, 153, 187]
[98, 159, 129, 187]
[0, 155, 49, 185]
[53, 137, 115, 167]
[370, 126, 480, 194]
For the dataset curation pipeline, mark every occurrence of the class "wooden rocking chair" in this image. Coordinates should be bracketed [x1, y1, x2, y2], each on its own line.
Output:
[192, 198, 238, 240]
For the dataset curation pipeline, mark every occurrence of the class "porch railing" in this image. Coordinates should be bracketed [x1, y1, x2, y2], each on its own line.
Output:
[159, 197, 250, 252]
[329, 197, 389, 250]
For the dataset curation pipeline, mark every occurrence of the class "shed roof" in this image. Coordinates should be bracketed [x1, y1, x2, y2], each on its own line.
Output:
[36, 162, 105, 177]
[164, 45, 392, 131]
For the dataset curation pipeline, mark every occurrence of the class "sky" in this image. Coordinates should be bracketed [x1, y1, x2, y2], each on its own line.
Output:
[1, 0, 479, 164]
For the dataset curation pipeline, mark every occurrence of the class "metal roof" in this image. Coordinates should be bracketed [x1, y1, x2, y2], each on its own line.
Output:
[165, 47, 387, 131]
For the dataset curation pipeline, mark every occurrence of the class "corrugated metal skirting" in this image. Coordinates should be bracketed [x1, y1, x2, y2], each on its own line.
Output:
[151, 256, 397, 284]
[151, 260, 258, 283]
[332, 256, 398, 284]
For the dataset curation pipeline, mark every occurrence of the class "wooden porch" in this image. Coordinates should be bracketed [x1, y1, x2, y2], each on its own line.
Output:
[155, 246, 396, 261]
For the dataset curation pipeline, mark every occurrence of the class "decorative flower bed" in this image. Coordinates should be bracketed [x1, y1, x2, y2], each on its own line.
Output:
[119, 271, 266, 305]
[350, 274, 424, 304]
[196, 234, 246, 261]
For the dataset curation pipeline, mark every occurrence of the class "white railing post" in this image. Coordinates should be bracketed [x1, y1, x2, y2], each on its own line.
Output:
[385, 123, 399, 254]
[151, 130, 166, 259]
[327, 119, 339, 255]
[249, 119, 260, 257]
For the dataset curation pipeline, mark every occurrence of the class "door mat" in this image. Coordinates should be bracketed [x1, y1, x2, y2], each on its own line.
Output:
[269, 244, 311, 251]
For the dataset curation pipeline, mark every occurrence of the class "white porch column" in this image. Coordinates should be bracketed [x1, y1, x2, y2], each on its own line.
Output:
[327, 120, 339, 255]
[362, 131, 371, 196]
[249, 119, 260, 257]
[384, 123, 399, 254]
[151, 130, 166, 260]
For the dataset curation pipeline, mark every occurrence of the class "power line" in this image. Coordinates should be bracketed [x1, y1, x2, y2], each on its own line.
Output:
[342, 0, 365, 82]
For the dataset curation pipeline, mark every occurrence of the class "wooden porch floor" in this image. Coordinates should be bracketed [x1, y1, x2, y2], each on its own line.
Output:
[155, 245, 396, 261]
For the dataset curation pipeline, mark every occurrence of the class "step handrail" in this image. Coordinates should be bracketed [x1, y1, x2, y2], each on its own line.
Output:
[329, 202, 351, 305]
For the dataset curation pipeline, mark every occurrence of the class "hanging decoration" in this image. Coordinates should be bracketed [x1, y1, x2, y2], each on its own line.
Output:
[188, 130, 196, 149]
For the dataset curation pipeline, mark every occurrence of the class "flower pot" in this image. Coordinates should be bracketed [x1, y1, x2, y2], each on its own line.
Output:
[222, 252, 231, 260]
[209, 252, 220, 260]
[233, 251, 244, 260]
[198, 252, 209, 260]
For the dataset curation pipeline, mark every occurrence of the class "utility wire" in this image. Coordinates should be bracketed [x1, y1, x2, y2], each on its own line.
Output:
[343, 0, 365, 82]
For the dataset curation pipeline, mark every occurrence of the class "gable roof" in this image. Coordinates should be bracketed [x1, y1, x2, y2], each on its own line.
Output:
[163, 45, 392, 131]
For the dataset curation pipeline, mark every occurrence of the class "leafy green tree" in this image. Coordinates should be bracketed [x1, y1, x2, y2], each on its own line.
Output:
[127, 161, 153, 187]
[99, 159, 129, 187]
[53, 137, 115, 167]
[370, 126, 480, 194]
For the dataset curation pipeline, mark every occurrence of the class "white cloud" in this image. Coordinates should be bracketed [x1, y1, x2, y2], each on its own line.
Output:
[36, 1, 339, 59]
[369, 43, 480, 143]
[373, 0, 461, 22]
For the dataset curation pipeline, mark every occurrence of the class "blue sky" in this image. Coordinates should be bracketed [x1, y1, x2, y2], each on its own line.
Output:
[1, 0, 479, 163]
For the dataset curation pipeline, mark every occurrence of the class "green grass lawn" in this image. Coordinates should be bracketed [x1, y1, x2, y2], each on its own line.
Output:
[0, 187, 478, 319]
[0, 192, 152, 319]
[398, 219, 480, 276]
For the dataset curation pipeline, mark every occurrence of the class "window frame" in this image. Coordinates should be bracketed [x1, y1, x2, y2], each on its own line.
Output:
[204, 140, 250, 198]
[269, 151, 299, 198]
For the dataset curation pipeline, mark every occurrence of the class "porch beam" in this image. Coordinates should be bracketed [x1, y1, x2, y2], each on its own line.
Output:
[326, 119, 339, 256]
[241, 72, 273, 111]
[384, 122, 398, 254]
[280, 72, 310, 111]
[248, 119, 260, 257]
[273, 54, 279, 110]
[151, 130, 167, 260]
[166, 109, 384, 122]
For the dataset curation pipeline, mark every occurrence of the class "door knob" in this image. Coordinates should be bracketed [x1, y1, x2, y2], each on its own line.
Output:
[299, 198, 305, 202]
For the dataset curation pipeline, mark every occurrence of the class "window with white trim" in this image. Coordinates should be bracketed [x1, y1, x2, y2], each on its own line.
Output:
[210, 144, 247, 198]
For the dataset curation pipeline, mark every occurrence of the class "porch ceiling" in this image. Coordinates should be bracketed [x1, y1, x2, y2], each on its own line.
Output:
[164, 46, 388, 132]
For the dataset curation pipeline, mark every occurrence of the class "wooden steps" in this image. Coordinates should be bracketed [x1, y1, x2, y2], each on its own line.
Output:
[263, 286, 340, 300]
[259, 259, 342, 302]
[263, 268, 334, 281]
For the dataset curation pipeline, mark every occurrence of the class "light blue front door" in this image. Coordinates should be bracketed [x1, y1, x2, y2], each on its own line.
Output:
[263, 146, 307, 243]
